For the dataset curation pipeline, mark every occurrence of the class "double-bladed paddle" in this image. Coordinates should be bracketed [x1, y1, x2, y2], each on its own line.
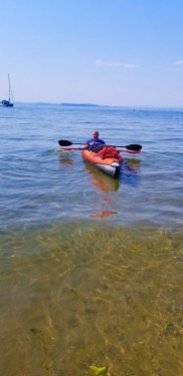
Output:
[58, 139, 142, 152]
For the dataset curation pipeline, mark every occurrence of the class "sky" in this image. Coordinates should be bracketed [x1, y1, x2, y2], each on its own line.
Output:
[1, 0, 183, 107]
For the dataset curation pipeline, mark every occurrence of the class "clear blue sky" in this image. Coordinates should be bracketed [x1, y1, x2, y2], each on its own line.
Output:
[1, 0, 183, 107]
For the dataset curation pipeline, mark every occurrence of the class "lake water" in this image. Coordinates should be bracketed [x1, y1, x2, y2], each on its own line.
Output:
[0, 104, 183, 375]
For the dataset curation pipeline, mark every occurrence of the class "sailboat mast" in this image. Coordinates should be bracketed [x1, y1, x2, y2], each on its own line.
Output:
[8, 73, 11, 101]
[8, 73, 13, 103]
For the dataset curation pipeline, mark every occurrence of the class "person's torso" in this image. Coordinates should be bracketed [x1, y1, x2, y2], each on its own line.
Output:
[87, 138, 105, 148]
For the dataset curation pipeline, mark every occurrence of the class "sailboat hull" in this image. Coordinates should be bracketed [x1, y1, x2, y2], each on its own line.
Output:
[1, 100, 13, 107]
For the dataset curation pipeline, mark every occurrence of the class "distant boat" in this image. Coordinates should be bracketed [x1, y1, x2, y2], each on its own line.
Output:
[1, 74, 14, 107]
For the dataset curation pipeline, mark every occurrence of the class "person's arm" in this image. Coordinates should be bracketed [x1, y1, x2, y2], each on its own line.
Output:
[83, 140, 90, 149]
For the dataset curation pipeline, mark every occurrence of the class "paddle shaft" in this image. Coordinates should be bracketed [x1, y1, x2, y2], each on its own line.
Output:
[58, 139, 142, 152]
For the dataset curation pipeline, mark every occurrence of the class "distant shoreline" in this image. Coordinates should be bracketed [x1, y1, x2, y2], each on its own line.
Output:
[6, 102, 183, 111]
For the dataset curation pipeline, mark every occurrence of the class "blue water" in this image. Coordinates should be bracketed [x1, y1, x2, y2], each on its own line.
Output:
[1, 103, 183, 376]
[1, 103, 183, 230]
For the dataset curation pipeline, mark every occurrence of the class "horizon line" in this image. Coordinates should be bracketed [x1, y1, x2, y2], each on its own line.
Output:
[10, 101, 183, 110]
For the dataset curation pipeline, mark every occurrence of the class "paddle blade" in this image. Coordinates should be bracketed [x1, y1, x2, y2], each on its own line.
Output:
[125, 144, 142, 151]
[58, 140, 72, 146]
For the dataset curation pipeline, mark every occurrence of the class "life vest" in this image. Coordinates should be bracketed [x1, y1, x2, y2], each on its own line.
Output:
[97, 145, 119, 159]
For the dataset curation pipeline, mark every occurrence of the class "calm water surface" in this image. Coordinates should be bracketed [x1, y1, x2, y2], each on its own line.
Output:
[0, 104, 182, 375]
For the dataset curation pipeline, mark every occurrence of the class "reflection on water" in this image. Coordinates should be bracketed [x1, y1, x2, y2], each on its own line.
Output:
[121, 158, 141, 188]
[124, 158, 141, 172]
[90, 210, 118, 219]
[58, 155, 141, 219]
[59, 152, 74, 166]
[84, 162, 120, 219]
[84, 162, 120, 193]
[0, 222, 182, 376]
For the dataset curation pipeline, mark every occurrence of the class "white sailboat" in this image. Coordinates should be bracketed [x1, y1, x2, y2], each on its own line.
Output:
[1, 74, 14, 107]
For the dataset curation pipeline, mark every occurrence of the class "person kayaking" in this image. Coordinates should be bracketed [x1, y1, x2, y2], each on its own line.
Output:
[85, 131, 105, 151]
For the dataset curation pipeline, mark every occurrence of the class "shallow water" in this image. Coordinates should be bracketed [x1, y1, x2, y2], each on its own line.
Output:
[0, 223, 183, 375]
[0, 104, 183, 375]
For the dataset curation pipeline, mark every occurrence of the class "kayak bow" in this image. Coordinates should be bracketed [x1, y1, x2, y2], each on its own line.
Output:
[82, 147, 123, 177]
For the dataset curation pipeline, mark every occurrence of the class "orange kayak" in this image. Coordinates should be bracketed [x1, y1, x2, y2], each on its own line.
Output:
[82, 146, 123, 177]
